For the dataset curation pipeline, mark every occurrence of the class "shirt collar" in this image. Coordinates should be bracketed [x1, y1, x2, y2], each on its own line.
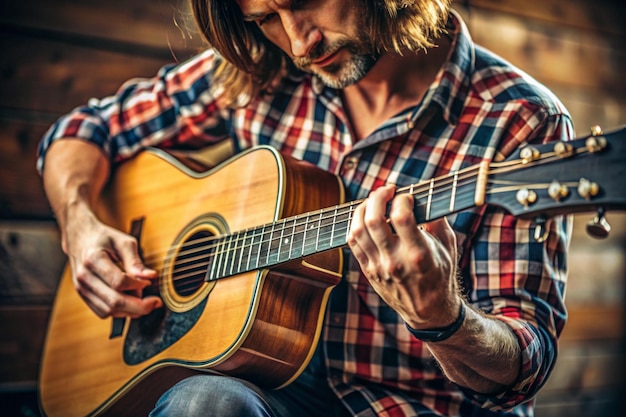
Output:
[426, 9, 475, 126]
[287, 9, 476, 124]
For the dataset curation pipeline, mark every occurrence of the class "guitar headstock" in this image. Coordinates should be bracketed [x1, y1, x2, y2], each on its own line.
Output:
[485, 125, 626, 238]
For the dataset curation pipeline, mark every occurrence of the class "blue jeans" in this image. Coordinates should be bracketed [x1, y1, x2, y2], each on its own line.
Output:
[149, 351, 351, 417]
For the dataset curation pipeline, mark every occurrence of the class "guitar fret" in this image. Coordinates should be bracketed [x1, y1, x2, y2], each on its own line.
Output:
[266, 222, 276, 266]
[336, 204, 352, 247]
[315, 211, 322, 252]
[301, 212, 318, 257]
[333, 208, 342, 248]
[244, 229, 253, 273]
[228, 234, 236, 277]
[329, 206, 337, 248]
[256, 224, 265, 269]
[301, 215, 308, 258]
[278, 218, 288, 261]
[288, 216, 298, 260]
[284, 217, 299, 260]
[450, 171, 458, 213]
[288, 215, 296, 260]
[426, 178, 434, 221]
[277, 220, 286, 263]
[208, 237, 218, 281]
[229, 232, 237, 276]
[235, 230, 245, 275]
[289, 216, 306, 260]
[221, 234, 233, 278]
[215, 236, 226, 279]
[264, 224, 273, 267]
[348, 203, 355, 238]
[244, 228, 253, 272]
[212, 237, 220, 280]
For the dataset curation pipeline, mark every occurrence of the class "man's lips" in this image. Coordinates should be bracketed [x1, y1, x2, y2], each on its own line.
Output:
[311, 49, 341, 67]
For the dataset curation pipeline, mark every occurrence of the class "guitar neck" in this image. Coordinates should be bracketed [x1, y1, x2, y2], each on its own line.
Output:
[206, 165, 483, 281]
[206, 123, 626, 281]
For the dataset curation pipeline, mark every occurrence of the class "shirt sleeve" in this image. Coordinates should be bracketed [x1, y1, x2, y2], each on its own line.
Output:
[37, 48, 230, 173]
[461, 113, 575, 410]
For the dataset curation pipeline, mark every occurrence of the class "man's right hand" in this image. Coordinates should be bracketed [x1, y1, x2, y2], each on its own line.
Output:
[63, 205, 163, 319]
[42, 139, 162, 319]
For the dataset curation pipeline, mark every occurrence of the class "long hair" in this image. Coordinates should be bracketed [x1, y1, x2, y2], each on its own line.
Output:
[190, 0, 451, 108]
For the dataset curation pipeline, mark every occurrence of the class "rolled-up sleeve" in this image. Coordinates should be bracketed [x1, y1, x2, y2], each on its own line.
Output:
[461, 114, 574, 410]
[465, 209, 570, 410]
[37, 48, 230, 173]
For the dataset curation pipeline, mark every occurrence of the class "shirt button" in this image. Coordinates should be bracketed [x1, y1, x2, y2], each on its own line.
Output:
[344, 157, 358, 170]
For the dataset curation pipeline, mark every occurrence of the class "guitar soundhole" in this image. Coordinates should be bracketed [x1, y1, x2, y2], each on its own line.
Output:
[172, 230, 214, 296]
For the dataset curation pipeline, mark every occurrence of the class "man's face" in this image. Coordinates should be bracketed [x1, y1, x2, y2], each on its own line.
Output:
[237, 0, 379, 88]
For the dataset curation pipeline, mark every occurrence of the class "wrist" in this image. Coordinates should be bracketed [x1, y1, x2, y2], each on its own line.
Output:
[406, 302, 466, 343]
[59, 199, 100, 253]
[59, 197, 95, 230]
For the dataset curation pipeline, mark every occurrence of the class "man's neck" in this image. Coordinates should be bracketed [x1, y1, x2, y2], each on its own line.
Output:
[341, 36, 452, 141]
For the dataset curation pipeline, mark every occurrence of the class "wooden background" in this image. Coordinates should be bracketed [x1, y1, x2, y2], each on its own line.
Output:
[0, 0, 624, 415]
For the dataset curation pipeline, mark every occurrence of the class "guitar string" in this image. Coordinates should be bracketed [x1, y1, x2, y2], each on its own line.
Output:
[142, 153, 562, 289]
[139, 163, 482, 266]
[148, 177, 489, 291]
[137, 165, 482, 290]
[160, 173, 491, 287]
[142, 153, 536, 269]
[139, 148, 573, 288]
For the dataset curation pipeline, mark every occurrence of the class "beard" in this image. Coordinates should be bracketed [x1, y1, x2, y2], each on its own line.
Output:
[292, 34, 379, 89]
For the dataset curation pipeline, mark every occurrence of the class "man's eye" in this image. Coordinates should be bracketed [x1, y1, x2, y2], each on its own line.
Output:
[257, 13, 278, 26]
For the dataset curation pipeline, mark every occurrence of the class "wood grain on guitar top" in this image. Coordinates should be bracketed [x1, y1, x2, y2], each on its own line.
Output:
[39, 146, 344, 417]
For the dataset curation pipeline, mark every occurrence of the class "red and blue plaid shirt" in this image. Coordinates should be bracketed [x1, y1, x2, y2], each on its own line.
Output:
[38, 11, 574, 417]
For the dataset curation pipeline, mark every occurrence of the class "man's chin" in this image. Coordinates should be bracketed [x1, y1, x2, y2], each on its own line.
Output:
[315, 59, 377, 89]
[315, 74, 360, 89]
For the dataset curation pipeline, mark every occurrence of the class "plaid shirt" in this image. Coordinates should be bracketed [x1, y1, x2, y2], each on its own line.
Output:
[38, 11, 574, 417]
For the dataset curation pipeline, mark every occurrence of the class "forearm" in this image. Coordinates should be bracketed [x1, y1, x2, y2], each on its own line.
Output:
[41, 138, 163, 318]
[424, 302, 521, 394]
[42, 139, 110, 242]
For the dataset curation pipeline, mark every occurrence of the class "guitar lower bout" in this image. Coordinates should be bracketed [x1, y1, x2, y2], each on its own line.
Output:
[39, 146, 344, 417]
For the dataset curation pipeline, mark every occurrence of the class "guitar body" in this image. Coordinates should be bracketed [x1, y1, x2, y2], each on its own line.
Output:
[39, 146, 344, 417]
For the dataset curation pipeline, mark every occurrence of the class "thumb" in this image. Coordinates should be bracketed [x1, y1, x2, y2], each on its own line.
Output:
[422, 217, 456, 251]
[114, 235, 157, 279]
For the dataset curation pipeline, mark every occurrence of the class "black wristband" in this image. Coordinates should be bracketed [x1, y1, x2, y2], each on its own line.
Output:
[405, 302, 466, 343]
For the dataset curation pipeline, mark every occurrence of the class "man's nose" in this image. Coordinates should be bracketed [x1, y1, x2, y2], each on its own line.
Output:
[282, 12, 322, 58]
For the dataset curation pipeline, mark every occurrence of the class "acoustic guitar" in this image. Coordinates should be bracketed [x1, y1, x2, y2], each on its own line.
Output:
[39, 126, 625, 417]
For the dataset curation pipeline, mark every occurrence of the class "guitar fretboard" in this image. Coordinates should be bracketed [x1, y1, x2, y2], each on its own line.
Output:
[205, 170, 481, 281]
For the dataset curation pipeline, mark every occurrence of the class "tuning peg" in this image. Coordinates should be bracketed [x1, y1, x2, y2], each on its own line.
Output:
[533, 217, 548, 242]
[586, 208, 611, 239]
[520, 146, 540, 164]
[590, 125, 603, 136]
[577, 178, 599, 200]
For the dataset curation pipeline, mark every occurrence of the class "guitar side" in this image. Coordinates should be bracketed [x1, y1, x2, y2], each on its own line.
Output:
[39, 146, 344, 417]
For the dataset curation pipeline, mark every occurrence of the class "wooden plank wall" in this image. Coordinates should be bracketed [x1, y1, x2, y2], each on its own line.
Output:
[453, 2, 626, 415]
[0, 0, 624, 416]
[0, 1, 203, 415]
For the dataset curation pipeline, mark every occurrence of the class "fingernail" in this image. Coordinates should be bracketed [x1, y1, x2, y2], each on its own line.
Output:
[132, 266, 155, 276]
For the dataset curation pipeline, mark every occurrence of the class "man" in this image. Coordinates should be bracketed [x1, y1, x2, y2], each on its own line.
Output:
[37, 0, 573, 416]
